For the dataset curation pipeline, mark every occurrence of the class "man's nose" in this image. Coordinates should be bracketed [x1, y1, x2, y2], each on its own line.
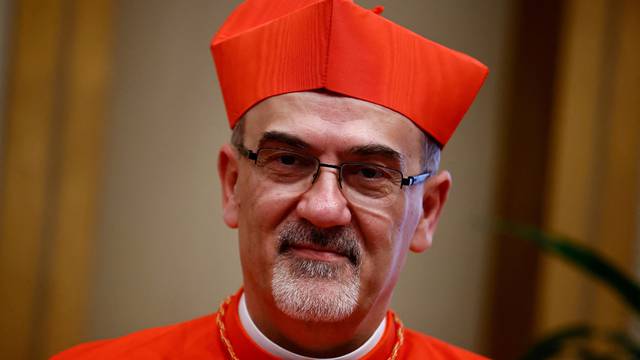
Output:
[295, 169, 352, 228]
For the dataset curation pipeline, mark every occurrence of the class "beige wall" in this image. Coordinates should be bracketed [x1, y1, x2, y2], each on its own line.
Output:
[0, 0, 12, 178]
[88, 0, 512, 353]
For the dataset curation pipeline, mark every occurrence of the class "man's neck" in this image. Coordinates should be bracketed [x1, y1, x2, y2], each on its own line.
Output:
[239, 292, 387, 358]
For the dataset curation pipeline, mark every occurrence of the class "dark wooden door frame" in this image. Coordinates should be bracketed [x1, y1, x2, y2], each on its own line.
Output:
[484, 0, 565, 359]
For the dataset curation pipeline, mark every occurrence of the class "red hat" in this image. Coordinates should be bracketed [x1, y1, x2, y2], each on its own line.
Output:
[211, 0, 488, 146]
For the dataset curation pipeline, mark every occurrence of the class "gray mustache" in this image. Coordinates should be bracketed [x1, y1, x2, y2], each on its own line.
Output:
[278, 221, 362, 267]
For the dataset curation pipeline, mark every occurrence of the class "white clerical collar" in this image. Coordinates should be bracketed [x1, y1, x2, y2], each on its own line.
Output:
[239, 293, 386, 360]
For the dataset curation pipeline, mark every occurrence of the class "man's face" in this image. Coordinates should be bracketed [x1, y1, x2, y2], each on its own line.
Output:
[219, 91, 448, 324]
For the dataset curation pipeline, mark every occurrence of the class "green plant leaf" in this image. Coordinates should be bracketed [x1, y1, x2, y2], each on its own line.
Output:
[520, 326, 640, 359]
[499, 222, 640, 316]
[519, 325, 592, 360]
[606, 331, 640, 358]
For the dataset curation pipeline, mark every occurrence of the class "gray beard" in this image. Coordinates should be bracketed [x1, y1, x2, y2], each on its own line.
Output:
[271, 221, 362, 322]
[272, 255, 360, 322]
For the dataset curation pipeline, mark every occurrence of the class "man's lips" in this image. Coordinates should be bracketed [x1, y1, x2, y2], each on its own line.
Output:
[288, 244, 349, 262]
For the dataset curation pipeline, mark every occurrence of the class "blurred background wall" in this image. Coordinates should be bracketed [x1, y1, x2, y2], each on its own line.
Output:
[0, 0, 10, 173]
[0, 1, 638, 359]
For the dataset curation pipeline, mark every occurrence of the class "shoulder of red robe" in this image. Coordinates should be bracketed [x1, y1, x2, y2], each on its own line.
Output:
[50, 314, 226, 360]
[401, 328, 491, 359]
[50, 316, 490, 360]
[211, 0, 489, 147]
[51, 289, 488, 360]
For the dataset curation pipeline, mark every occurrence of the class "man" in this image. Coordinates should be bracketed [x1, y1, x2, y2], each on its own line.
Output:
[55, 0, 488, 358]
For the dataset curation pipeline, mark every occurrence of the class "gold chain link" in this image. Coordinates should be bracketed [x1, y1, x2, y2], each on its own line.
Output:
[216, 296, 240, 360]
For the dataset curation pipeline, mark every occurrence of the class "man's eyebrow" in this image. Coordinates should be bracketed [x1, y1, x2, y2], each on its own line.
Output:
[258, 131, 310, 150]
[257, 133, 405, 166]
[348, 144, 406, 167]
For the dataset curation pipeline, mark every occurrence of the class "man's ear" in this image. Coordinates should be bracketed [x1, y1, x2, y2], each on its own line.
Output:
[409, 170, 452, 253]
[218, 143, 240, 228]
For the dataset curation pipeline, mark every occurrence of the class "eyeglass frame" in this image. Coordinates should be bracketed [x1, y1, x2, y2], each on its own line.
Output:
[236, 145, 432, 189]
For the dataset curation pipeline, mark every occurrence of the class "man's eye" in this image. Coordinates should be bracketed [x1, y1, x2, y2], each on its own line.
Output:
[278, 155, 298, 166]
[259, 150, 314, 171]
[344, 164, 390, 181]
[358, 166, 383, 179]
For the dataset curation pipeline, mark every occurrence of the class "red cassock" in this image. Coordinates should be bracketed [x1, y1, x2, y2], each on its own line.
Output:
[53, 290, 487, 359]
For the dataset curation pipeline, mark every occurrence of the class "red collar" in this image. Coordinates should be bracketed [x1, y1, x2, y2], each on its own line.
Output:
[221, 289, 400, 359]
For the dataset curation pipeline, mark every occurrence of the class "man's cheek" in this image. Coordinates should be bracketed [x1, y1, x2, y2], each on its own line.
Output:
[352, 206, 395, 249]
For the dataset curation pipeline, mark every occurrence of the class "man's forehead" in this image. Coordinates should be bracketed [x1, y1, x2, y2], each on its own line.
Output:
[245, 91, 415, 128]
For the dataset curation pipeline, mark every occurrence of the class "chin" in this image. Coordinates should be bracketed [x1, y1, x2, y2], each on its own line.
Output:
[271, 255, 360, 322]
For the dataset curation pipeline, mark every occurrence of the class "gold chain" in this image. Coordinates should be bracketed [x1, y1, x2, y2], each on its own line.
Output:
[389, 313, 405, 360]
[216, 296, 404, 360]
[216, 296, 240, 360]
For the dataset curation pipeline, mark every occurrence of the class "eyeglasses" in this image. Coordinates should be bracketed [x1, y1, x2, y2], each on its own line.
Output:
[238, 147, 431, 206]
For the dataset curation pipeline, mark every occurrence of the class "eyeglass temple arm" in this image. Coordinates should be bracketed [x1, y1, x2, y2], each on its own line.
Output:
[246, 150, 258, 161]
[237, 145, 258, 161]
[401, 171, 432, 187]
